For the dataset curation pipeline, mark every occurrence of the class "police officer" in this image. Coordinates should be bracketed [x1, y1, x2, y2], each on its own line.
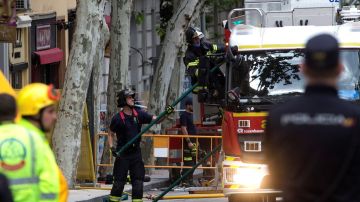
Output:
[17, 83, 68, 202]
[183, 27, 228, 102]
[108, 89, 157, 202]
[0, 93, 59, 202]
[265, 34, 360, 201]
[179, 98, 197, 187]
[0, 173, 13, 202]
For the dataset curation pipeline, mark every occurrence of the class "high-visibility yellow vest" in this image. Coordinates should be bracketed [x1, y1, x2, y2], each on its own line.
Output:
[0, 122, 60, 202]
[19, 119, 68, 202]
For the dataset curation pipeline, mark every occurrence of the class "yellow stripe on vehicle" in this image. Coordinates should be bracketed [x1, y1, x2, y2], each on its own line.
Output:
[339, 42, 360, 48]
[230, 184, 240, 189]
[223, 165, 240, 168]
[225, 156, 236, 161]
[233, 112, 268, 117]
[238, 43, 360, 51]
[225, 156, 241, 161]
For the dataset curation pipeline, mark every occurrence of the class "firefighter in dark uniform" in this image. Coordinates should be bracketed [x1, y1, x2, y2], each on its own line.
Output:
[108, 89, 156, 202]
[183, 27, 229, 102]
[180, 98, 197, 186]
[265, 34, 360, 202]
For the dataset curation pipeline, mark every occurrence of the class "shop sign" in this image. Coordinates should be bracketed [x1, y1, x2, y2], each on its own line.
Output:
[36, 25, 51, 50]
[0, 0, 16, 42]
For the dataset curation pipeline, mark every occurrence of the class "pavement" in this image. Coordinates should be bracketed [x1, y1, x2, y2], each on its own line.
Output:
[68, 169, 170, 202]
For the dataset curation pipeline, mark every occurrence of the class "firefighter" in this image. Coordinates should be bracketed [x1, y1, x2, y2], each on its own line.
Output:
[0, 92, 59, 202]
[183, 26, 235, 102]
[108, 89, 157, 202]
[180, 98, 197, 187]
[17, 83, 68, 202]
[265, 34, 360, 201]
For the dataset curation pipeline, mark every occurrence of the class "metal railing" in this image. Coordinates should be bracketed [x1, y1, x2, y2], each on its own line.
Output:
[94, 132, 222, 170]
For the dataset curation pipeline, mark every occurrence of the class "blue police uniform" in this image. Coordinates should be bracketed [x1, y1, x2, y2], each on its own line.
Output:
[265, 34, 360, 201]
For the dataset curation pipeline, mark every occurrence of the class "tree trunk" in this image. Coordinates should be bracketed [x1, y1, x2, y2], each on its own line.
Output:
[52, 0, 108, 187]
[98, 0, 133, 178]
[149, 0, 205, 116]
[162, 54, 185, 131]
[145, 0, 205, 170]
[92, 15, 110, 178]
[213, 1, 219, 43]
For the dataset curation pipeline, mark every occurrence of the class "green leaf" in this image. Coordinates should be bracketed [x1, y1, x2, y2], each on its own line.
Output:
[134, 11, 145, 25]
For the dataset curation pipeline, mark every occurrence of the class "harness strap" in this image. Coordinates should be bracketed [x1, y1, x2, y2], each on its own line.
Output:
[119, 108, 139, 124]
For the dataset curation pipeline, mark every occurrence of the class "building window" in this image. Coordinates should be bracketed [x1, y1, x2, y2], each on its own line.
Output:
[16, 0, 28, 10]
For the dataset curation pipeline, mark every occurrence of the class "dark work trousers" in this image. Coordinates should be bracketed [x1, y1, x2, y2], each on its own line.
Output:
[181, 149, 196, 185]
[110, 153, 145, 200]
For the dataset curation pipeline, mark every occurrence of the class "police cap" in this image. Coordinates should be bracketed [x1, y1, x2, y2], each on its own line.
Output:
[305, 34, 340, 71]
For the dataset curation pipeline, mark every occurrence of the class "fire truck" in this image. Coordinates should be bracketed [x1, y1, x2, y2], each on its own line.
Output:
[219, 0, 360, 201]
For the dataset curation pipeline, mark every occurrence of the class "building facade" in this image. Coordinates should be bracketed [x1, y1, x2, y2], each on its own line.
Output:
[131, 0, 161, 97]
[5, 0, 76, 89]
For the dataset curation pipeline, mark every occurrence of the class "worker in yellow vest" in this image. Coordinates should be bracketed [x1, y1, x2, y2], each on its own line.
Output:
[0, 93, 58, 201]
[17, 83, 68, 202]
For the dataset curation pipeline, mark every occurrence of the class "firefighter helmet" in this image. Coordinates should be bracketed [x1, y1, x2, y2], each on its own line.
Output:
[17, 83, 60, 116]
[185, 27, 204, 44]
[117, 89, 136, 107]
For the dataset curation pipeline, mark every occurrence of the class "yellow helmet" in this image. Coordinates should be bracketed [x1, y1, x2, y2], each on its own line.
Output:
[17, 83, 60, 116]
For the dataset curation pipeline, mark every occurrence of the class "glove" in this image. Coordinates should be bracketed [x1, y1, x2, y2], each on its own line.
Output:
[110, 146, 117, 157]
[231, 46, 238, 54]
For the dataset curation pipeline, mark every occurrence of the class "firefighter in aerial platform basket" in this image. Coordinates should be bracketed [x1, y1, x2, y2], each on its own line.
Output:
[183, 26, 238, 102]
[108, 89, 161, 202]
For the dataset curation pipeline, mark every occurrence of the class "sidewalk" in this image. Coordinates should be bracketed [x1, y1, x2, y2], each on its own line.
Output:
[68, 170, 169, 202]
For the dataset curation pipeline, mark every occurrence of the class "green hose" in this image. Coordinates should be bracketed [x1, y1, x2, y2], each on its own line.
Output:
[152, 144, 222, 202]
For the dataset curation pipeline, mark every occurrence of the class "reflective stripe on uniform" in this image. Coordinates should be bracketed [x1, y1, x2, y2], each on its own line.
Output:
[26, 130, 36, 177]
[187, 60, 199, 68]
[193, 86, 207, 93]
[10, 177, 39, 185]
[109, 195, 121, 202]
[132, 199, 143, 202]
[41, 193, 57, 199]
[184, 157, 193, 161]
[212, 44, 218, 51]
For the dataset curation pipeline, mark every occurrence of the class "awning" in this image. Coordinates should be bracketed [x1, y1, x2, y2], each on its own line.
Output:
[34, 48, 63, 65]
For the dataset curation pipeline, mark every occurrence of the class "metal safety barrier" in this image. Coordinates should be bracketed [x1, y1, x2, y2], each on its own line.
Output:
[153, 144, 222, 202]
[94, 132, 222, 170]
